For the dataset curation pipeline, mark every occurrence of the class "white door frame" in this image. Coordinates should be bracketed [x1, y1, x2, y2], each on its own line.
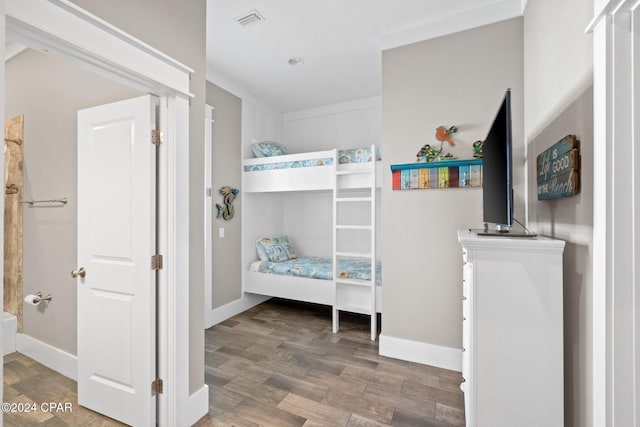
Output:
[204, 105, 213, 318]
[2, 0, 197, 425]
[588, 0, 639, 425]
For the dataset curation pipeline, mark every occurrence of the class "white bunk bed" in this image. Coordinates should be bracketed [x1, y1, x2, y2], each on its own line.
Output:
[244, 260, 382, 312]
[242, 149, 382, 192]
[242, 144, 381, 339]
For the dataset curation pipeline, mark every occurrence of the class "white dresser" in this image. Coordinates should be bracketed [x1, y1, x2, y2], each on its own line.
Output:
[457, 230, 565, 427]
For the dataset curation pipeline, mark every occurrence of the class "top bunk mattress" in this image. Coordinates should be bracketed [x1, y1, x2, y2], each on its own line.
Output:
[243, 146, 382, 172]
[242, 146, 382, 192]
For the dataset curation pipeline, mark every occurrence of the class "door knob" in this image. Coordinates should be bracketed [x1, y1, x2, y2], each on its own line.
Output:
[71, 267, 86, 278]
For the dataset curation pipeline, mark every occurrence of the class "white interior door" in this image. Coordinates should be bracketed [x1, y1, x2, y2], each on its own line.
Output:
[76, 95, 158, 426]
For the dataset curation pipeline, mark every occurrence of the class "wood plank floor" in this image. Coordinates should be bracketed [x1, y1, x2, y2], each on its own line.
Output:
[2, 298, 465, 426]
[2, 352, 125, 427]
[195, 298, 466, 427]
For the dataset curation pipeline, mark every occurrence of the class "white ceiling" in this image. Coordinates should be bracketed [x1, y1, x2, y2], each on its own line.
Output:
[206, 0, 523, 113]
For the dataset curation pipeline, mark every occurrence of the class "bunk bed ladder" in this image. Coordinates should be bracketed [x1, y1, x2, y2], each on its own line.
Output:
[332, 144, 377, 340]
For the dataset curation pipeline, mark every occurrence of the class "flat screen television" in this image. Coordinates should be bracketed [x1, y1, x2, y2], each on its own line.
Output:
[478, 89, 534, 237]
[482, 89, 513, 230]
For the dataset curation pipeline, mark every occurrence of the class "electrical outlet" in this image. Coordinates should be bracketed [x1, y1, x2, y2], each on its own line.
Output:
[219, 227, 225, 238]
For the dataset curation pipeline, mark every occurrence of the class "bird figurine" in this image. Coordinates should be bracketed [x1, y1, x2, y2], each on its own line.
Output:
[472, 140, 484, 158]
[416, 144, 441, 162]
[416, 144, 429, 161]
[216, 186, 239, 221]
[435, 125, 458, 147]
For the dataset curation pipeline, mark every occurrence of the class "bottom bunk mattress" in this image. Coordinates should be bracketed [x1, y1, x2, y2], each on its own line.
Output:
[249, 256, 381, 285]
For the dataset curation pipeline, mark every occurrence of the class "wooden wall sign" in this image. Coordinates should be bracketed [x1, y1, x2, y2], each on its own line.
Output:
[4, 115, 24, 331]
[536, 134, 580, 200]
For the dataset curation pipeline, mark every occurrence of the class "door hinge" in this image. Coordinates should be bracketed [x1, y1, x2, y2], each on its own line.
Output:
[151, 254, 163, 270]
[152, 378, 163, 396]
[151, 129, 163, 145]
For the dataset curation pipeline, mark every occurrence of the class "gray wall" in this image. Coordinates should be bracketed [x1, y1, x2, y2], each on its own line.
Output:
[523, 1, 594, 426]
[70, 0, 207, 394]
[206, 81, 242, 308]
[381, 18, 524, 348]
[5, 49, 140, 354]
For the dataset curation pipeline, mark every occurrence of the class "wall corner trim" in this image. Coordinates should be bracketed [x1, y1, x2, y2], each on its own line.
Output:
[187, 384, 209, 426]
[380, 0, 522, 50]
[15, 333, 78, 380]
[205, 293, 270, 329]
[379, 334, 462, 372]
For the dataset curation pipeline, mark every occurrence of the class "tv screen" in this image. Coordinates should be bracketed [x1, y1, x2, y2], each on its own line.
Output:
[482, 89, 513, 228]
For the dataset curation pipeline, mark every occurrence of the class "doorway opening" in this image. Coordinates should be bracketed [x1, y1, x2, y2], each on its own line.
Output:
[2, 1, 195, 424]
[4, 47, 150, 425]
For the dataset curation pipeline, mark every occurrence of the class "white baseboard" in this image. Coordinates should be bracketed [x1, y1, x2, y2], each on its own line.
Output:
[187, 384, 209, 426]
[16, 333, 77, 380]
[205, 293, 270, 329]
[379, 334, 461, 372]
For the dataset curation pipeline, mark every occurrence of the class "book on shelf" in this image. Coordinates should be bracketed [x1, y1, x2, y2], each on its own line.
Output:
[401, 169, 411, 190]
[438, 167, 449, 188]
[470, 165, 482, 187]
[409, 169, 419, 189]
[459, 165, 470, 188]
[392, 170, 401, 190]
[449, 167, 459, 188]
[418, 168, 429, 189]
[429, 168, 439, 189]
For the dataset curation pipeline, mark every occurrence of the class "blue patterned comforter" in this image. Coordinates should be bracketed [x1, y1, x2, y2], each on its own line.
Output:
[244, 158, 333, 172]
[251, 257, 382, 285]
[244, 147, 382, 172]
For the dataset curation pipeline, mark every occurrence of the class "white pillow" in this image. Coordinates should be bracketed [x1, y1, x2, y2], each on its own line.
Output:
[251, 141, 288, 158]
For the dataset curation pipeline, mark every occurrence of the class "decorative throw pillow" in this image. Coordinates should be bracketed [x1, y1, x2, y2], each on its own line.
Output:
[251, 141, 288, 158]
[256, 236, 297, 262]
[256, 239, 269, 261]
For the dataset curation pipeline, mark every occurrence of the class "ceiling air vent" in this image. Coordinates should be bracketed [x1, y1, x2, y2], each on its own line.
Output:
[235, 9, 265, 27]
